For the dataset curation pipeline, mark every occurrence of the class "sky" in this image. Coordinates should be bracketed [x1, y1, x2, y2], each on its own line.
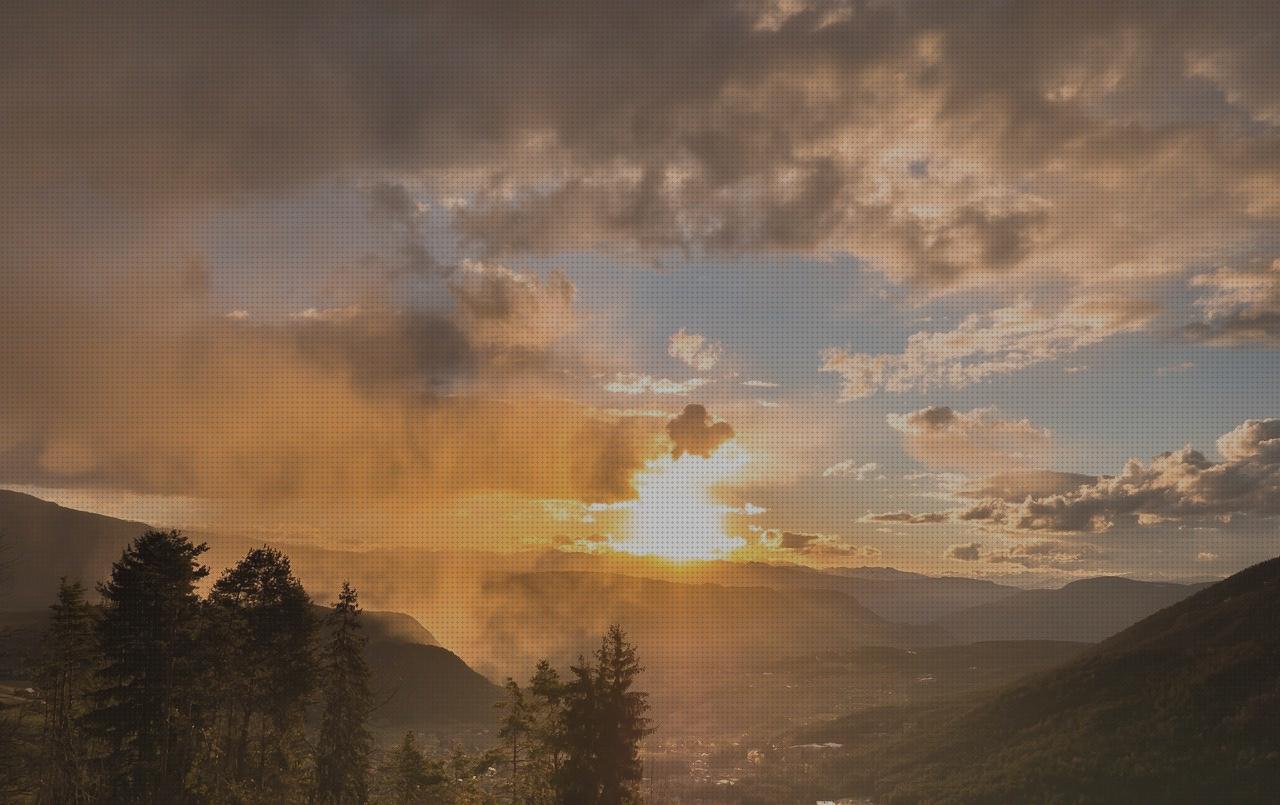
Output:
[2, 0, 1280, 582]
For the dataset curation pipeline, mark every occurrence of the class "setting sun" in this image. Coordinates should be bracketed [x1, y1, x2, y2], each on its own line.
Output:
[611, 443, 750, 562]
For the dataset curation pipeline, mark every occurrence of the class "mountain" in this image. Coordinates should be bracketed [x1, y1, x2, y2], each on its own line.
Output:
[535, 554, 1018, 624]
[812, 557, 1280, 803]
[472, 570, 941, 679]
[359, 615, 498, 734]
[322, 607, 439, 648]
[0, 490, 161, 610]
[0, 605, 496, 735]
[0, 489, 269, 610]
[933, 575, 1209, 643]
[821, 565, 1018, 624]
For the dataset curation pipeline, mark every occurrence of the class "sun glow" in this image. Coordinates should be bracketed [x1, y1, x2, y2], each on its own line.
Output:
[611, 442, 750, 562]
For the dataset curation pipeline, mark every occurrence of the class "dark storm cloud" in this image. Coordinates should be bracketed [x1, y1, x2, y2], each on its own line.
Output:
[4, 0, 1280, 511]
[4, 1, 1280, 290]
[667, 405, 735, 458]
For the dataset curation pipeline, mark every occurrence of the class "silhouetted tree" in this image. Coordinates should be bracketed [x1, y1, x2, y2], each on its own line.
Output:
[89, 529, 211, 804]
[313, 582, 373, 805]
[525, 660, 566, 804]
[497, 679, 534, 803]
[204, 547, 317, 801]
[555, 626, 651, 805]
[0, 531, 26, 802]
[372, 732, 445, 805]
[36, 578, 98, 804]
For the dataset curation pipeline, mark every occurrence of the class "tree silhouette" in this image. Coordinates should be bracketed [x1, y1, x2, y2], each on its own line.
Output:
[373, 732, 445, 805]
[497, 679, 534, 803]
[555, 625, 651, 805]
[36, 578, 97, 804]
[207, 547, 317, 801]
[89, 529, 211, 804]
[313, 582, 373, 805]
[525, 660, 567, 804]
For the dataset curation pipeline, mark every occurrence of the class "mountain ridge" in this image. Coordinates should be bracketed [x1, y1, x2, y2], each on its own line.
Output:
[814, 556, 1280, 803]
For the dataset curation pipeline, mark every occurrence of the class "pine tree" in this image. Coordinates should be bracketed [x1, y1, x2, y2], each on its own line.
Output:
[313, 582, 373, 805]
[372, 732, 444, 805]
[208, 547, 317, 801]
[36, 578, 98, 804]
[497, 679, 534, 803]
[525, 660, 566, 804]
[592, 626, 650, 804]
[556, 655, 602, 804]
[89, 529, 211, 804]
[554, 626, 651, 805]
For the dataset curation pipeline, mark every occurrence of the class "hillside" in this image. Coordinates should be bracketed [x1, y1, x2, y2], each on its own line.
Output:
[0, 490, 160, 610]
[933, 575, 1208, 643]
[362, 622, 499, 735]
[813, 557, 1280, 803]
[472, 570, 941, 679]
[536, 553, 1018, 624]
[1, 604, 496, 735]
[0, 489, 266, 610]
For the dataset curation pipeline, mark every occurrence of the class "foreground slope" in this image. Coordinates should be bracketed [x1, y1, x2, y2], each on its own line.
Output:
[818, 557, 1280, 803]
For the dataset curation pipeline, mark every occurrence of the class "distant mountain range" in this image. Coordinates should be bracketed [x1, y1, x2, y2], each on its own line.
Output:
[0, 489, 1212, 654]
[811, 557, 1280, 803]
[933, 575, 1212, 643]
[469, 568, 940, 683]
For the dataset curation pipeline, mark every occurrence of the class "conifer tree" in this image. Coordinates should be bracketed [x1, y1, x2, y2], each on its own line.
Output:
[554, 626, 651, 805]
[90, 529, 211, 804]
[208, 547, 317, 800]
[313, 582, 373, 805]
[36, 578, 98, 804]
[525, 660, 566, 804]
[556, 655, 601, 804]
[373, 732, 444, 805]
[592, 626, 650, 804]
[497, 679, 534, 803]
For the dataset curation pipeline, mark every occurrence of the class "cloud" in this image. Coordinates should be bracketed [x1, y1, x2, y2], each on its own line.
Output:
[822, 460, 879, 480]
[987, 540, 1101, 568]
[0, 262, 660, 514]
[960, 470, 1099, 502]
[887, 406, 1052, 471]
[604, 374, 712, 395]
[449, 260, 578, 351]
[666, 404, 735, 458]
[756, 528, 878, 559]
[946, 539, 1099, 568]
[947, 542, 983, 561]
[742, 380, 779, 389]
[6, 0, 1278, 301]
[366, 180, 443, 276]
[864, 511, 949, 525]
[957, 419, 1280, 532]
[668, 328, 724, 371]
[1186, 260, 1280, 345]
[822, 298, 1154, 399]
